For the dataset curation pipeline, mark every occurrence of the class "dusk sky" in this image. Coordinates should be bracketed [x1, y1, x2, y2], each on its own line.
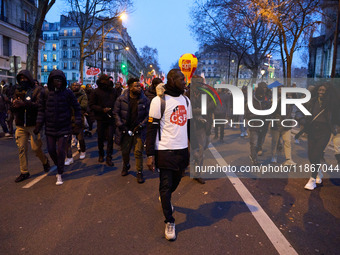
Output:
[46, 0, 199, 73]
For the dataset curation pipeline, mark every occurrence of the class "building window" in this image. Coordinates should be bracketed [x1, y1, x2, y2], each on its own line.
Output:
[53, 65, 57, 70]
[44, 65, 47, 72]
[64, 30, 67, 36]
[72, 50, 77, 58]
[71, 40, 76, 47]
[106, 53, 110, 61]
[63, 51, 68, 58]
[2, 36, 10, 56]
[0, 0, 8, 21]
[63, 40, 67, 47]
[53, 34, 57, 40]
[63, 62, 67, 69]
[43, 54, 47, 62]
[52, 54, 57, 62]
[98, 52, 102, 59]
[72, 29, 76, 36]
[24, 11, 29, 23]
[52, 44, 56, 51]
[72, 73, 76, 80]
[72, 62, 76, 69]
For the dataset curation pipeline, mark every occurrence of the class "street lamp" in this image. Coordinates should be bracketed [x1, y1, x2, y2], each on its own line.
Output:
[261, 69, 265, 81]
[120, 12, 127, 21]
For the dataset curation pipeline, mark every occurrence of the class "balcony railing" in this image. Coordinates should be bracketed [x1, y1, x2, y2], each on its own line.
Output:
[20, 20, 33, 33]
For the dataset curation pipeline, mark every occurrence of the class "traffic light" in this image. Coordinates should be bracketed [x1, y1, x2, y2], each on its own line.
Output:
[121, 62, 128, 76]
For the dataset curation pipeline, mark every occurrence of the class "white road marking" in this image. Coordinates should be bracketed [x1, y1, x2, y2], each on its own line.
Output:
[208, 143, 298, 255]
[22, 151, 79, 189]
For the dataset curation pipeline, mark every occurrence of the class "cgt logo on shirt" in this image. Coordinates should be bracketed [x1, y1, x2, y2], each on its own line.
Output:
[170, 105, 187, 126]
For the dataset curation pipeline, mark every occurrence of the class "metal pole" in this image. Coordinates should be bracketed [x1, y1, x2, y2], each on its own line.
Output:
[101, 21, 104, 73]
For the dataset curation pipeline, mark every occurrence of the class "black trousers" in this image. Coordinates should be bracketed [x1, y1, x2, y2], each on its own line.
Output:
[96, 121, 114, 158]
[159, 168, 183, 223]
[46, 135, 69, 174]
[308, 122, 331, 178]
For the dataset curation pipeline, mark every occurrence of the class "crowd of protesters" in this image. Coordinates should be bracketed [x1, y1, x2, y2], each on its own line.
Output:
[2, 67, 340, 241]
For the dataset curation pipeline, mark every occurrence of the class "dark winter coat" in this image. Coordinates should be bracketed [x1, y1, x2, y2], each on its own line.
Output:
[36, 70, 82, 136]
[144, 86, 157, 102]
[72, 89, 88, 127]
[113, 89, 150, 145]
[245, 95, 271, 131]
[296, 97, 336, 135]
[11, 70, 42, 127]
[89, 84, 116, 123]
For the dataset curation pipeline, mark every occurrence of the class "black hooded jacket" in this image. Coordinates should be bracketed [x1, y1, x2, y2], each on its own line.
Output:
[36, 70, 82, 136]
[89, 80, 117, 122]
[11, 70, 43, 127]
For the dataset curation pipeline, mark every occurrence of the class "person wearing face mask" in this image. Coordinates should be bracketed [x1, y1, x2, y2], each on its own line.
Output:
[64, 82, 88, 165]
[89, 74, 117, 166]
[145, 69, 192, 241]
[245, 86, 271, 165]
[113, 78, 149, 183]
[34, 70, 82, 185]
[12, 70, 50, 182]
[296, 84, 336, 190]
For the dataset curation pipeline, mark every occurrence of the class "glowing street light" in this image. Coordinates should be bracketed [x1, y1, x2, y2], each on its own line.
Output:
[120, 12, 127, 21]
[261, 69, 265, 81]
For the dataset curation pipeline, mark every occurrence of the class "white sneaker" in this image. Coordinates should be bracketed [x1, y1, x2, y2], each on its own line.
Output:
[283, 159, 296, 166]
[165, 222, 176, 240]
[316, 171, 323, 184]
[244, 131, 248, 137]
[64, 158, 74, 165]
[79, 152, 86, 160]
[4, 133, 10, 137]
[240, 132, 245, 137]
[56, 174, 63, 185]
[271, 156, 277, 163]
[295, 139, 300, 144]
[304, 177, 316, 190]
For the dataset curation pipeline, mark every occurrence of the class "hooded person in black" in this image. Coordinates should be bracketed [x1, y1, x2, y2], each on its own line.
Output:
[145, 77, 162, 102]
[12, 70, 50, 183]
[89, 74, 117, 166]
[35, 70, 81, 185]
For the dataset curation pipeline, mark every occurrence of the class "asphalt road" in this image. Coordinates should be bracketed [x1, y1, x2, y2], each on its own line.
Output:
[0, 127, 339, 255]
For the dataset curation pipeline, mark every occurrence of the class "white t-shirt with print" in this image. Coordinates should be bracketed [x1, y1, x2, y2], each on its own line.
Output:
[149, 94, 192, 150]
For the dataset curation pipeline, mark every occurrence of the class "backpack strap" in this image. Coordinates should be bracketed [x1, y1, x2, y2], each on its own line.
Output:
[158, 95, 165, 141]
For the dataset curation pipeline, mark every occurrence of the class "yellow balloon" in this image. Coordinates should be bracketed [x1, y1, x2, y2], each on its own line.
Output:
[178, 53, 198, 84]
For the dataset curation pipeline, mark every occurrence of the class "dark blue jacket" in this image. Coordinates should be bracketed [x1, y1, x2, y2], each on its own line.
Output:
[113, 89, 149, 145]
[36, 70, 81, 136]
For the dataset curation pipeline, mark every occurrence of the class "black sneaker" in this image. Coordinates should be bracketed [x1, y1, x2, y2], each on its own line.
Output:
[121, 164, 130, 176]
[98, 156, 104, 163]
[137, 172, 145, 184]
[43, 159, 50, 172]
[106, 157, 114, 167]
[194, 177, 206, 184]
[15, 173, 30, 183]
